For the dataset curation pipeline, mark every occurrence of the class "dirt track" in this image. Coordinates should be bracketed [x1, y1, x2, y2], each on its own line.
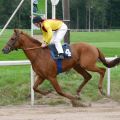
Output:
[0, 98, 120, 120]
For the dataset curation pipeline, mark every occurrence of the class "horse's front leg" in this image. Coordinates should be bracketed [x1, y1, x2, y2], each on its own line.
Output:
[49, 77, 77, 100]
[49, 77, 90, 107]
[33, 76, 51, 95]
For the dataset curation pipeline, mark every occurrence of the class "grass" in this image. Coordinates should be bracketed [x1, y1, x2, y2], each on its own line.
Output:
[0, 30, 120, 105]
[71, 31, 120, 43]
[0, 66, 31, 105]
[37, 0, 45, 14]
[0, 29, 30, 60]
[70, 31, 120, 56]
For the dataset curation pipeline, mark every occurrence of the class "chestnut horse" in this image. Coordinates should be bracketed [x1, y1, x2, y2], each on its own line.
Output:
[2, 29, 120, 103]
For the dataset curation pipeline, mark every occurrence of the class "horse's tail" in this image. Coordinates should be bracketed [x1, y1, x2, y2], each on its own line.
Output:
[97, 48, 120, 68]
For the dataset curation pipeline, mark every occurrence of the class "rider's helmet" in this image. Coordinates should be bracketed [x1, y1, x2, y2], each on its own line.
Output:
[33, 16, 43, 23]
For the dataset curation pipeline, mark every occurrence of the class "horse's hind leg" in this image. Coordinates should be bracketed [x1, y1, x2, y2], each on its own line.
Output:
[74, 65, 92, 96]
[49, 77, 77, 100]
[86, 65, 106, 95]
[98, 67, 106, 95]
[33, 76, 51, 95]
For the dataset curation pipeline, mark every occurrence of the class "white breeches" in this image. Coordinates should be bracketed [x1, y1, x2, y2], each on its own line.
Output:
[50, 23, 68, 54]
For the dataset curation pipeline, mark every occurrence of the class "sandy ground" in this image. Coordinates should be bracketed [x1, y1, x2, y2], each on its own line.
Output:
[0, 98, 120, 120]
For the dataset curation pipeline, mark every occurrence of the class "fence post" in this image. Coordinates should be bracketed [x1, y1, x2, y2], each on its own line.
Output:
[107, 68, 111, 96]
[31, 66, 35, 106]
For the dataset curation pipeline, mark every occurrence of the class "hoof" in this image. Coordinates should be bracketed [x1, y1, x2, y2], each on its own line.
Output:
[71, 100, 91, 107]
[44, 90, 52, 95]
[101, 91, 106, 96]
[98, 90, 106, 96]
[75, 95, 81, 100]
[76, 90, 81, 96]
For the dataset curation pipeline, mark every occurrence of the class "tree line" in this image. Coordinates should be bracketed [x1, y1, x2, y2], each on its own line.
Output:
[0, 0, 119, 29]
[0, 0, 31, 29]
[52, 0, 120, 29]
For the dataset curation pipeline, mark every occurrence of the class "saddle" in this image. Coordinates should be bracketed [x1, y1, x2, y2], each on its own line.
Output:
[48, 43, 72, 60]
[48, 43, 72, 74]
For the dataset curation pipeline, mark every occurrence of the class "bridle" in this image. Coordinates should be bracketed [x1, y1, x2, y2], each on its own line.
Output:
[7, 33, 20, 51]
[7, 32, 42, 51]
[23, 46, 41, 51]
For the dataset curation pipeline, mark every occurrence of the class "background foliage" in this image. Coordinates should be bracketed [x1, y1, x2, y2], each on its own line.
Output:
[0, 0, 31, 29]
[48, 0, 120, 29]
[0, 0, 120, 29]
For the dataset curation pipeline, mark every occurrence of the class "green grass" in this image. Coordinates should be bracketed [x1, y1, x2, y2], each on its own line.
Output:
[71, 31, 120, 43]
[70, 31, 120, 57]
[0, 66, 31, 105]
[0, 30, 120, 105]
[37, 0, 45, 14]
[0, 29, 30, 60]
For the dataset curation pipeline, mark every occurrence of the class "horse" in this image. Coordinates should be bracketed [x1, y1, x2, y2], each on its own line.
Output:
[2, 29, 120, 106]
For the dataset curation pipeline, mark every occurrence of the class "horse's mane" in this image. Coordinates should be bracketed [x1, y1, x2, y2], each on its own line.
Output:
[22, 31, 42, 46]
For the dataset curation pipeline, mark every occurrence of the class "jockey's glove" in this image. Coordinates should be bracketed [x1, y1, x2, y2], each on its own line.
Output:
[41, 41, 48, 48]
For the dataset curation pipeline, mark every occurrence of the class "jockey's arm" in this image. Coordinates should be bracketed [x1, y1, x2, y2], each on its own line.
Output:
[42, 24, 53, 45]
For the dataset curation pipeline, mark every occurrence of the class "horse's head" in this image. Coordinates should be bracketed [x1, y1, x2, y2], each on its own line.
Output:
[2, 29, 22, 54]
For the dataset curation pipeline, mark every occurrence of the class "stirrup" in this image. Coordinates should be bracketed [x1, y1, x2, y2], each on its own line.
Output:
[54, 54, 64, 59]
[58, 53, 64, 59]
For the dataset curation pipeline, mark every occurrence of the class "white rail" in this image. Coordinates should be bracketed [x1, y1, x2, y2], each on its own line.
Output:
[106, 57, 117, 96]
[0, 60, 30, 66]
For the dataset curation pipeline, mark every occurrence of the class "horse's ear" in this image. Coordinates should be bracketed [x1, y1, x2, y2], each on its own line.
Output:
[14, 29, 19, 34]
[20, 31, 24, 34]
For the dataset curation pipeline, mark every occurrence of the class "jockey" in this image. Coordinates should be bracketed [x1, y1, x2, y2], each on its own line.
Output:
[33, 0, 38, 13]
[33, 16, 68, 59]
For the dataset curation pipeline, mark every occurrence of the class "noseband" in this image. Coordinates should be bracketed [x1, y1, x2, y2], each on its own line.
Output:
[7, 33, 19, 51]
[7, 32, 42, 51]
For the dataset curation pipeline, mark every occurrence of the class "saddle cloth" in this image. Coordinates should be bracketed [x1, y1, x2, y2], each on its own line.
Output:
[48, 43, 72, 74]
[48, 43, 72, 60]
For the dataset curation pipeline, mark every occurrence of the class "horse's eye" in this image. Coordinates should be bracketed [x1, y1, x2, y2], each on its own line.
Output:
[11, 38, 14, 40]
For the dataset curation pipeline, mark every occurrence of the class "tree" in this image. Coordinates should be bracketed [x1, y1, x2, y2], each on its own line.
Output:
[106, 0, 120, 28]
[0, 0, 119, 29]
[0, 0, 31, 29]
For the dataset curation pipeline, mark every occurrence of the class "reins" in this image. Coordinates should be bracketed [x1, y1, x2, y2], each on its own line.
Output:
[23, 46, 41, 50]
[7, 30, 43, 51]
